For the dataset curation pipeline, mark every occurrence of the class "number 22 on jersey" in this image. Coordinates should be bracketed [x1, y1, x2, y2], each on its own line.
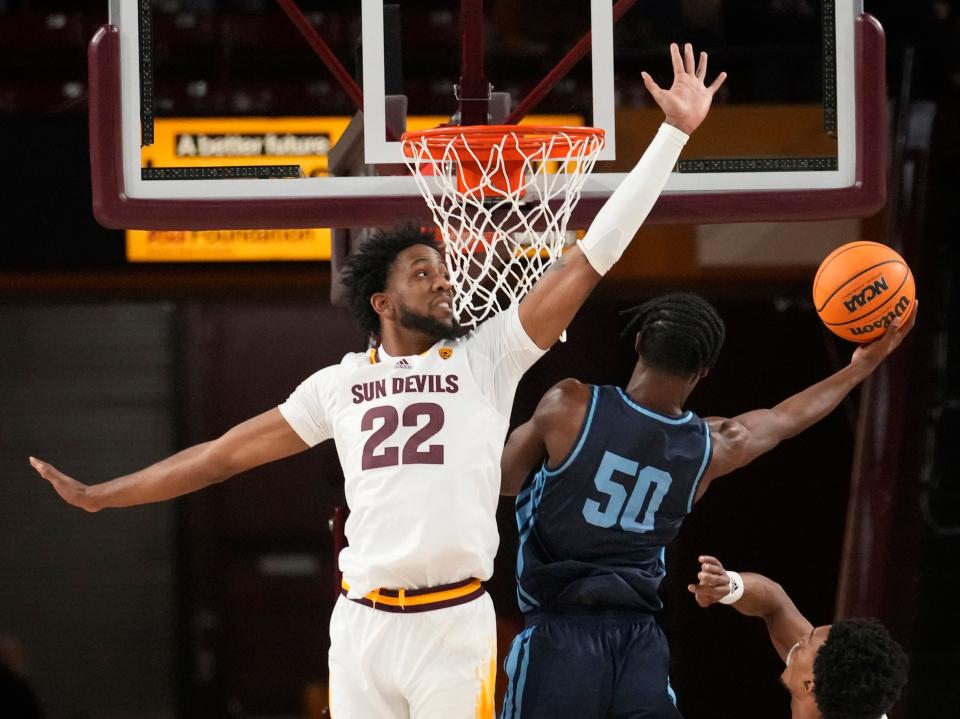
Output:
[582, 451, 673, 533]
[361, 402, 445, 470]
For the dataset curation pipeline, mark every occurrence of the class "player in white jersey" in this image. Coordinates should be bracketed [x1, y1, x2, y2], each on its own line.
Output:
[689, 555, 908, 719]
[30, 43, 725, 719]
[286, 317, 537, 598]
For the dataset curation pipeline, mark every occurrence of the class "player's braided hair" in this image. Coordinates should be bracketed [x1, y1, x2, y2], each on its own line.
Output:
[341, 223, 441, 338]
[813, 618, 909, 719]
[619, 292, 725, 376]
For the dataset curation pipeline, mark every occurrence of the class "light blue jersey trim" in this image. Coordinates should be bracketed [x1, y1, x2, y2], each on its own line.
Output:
[667, 676, 678, 706]
[516, 484, 534, 529]
[541, 385, 599, 476]
[515, 469, 545, 610]
[686, 421, 713, 512]
[516, 482, 533, 506]
[516, 387, 597, 610]
[616, 387, 693, 425]
[517, 587, 538, 612]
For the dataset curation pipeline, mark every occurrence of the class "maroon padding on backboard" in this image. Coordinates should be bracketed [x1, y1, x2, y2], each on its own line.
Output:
[89, 15, 886, 231]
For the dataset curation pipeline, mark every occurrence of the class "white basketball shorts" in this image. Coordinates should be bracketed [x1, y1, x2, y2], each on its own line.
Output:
[329, 584, 496, 719]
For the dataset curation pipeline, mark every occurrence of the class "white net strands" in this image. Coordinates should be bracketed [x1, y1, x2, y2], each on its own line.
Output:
[402, 126, 604, 329]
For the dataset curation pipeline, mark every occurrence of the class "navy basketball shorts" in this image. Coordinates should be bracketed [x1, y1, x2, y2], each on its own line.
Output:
[499, 610, 682, 719]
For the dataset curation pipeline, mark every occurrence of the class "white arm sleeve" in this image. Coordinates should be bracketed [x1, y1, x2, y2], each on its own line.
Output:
[278, 364, 339, 447]
[577, 122, 689, 275]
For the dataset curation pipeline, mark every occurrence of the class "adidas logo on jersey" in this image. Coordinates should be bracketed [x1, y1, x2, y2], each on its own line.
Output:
[394, 358, 412, 368]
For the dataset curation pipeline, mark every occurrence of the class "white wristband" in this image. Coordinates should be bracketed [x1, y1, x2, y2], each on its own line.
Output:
[577, 122, 689, 276]
[719, 570, 745, 605]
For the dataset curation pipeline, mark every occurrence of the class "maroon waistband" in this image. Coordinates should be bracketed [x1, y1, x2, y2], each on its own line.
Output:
[340, 577, 486, 613]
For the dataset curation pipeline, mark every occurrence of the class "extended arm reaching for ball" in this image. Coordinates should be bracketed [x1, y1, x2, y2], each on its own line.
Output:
[501, 304, 916, 498]
[695, 305, 917, 499]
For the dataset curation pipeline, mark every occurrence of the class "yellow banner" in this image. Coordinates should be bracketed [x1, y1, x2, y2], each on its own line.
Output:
[130, 116, 350, 262]
[139, 116, 354, 177]
[126, 228, 330, 262]
[128, 115, 581, 262]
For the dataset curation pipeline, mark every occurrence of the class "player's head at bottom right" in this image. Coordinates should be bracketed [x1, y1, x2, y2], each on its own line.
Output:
[782, 618, 908, 719]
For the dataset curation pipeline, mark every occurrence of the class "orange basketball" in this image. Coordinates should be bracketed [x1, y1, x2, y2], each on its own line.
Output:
[813, 241, 916, 343]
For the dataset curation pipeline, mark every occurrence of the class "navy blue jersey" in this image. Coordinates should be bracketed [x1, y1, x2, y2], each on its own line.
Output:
[515, 384, 712, 613]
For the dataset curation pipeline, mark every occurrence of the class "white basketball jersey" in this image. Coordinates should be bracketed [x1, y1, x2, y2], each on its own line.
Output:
[279, 306, 545, 598]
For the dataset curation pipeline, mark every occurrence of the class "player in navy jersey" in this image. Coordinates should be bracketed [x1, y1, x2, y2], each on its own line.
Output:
[498, 293, 916, 719]
[688, 555, 907, 719]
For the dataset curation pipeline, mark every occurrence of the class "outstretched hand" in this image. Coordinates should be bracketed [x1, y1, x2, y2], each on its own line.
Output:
[687, 555, 732, 608]
[642, 43, 727, 135]
[850, 300, 918, 371]
[29, 456, 98, 512]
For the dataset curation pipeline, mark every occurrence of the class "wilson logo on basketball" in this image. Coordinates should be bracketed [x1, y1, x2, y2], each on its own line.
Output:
[439, 348, 453, 360]
[850, 295, 912, 336]
[842, 276, 889, 313]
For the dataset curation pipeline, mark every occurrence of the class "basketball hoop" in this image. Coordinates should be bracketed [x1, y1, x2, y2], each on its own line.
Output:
[402, 125, 604, 329]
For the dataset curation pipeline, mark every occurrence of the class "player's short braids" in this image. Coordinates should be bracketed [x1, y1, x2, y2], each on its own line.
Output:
[620, 292, 725, 376]
[813, 618, 908, 719]
[341, 223, 441, 338]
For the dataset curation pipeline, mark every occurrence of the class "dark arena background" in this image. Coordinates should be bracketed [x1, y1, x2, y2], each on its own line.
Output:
[1, 2, 959, 718]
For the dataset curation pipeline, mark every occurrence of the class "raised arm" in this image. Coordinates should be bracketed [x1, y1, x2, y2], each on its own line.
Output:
[30, 407, 309, 512]
[518, 43, 726, 349]
[689, 555, 812, 662]
[695, 307, 916, 497]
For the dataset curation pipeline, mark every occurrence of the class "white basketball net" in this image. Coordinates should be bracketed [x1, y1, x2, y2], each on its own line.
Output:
[402, 127, 604, 329]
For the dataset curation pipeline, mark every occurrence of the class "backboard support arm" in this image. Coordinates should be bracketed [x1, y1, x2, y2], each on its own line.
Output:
[457, 0, 490, 125]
